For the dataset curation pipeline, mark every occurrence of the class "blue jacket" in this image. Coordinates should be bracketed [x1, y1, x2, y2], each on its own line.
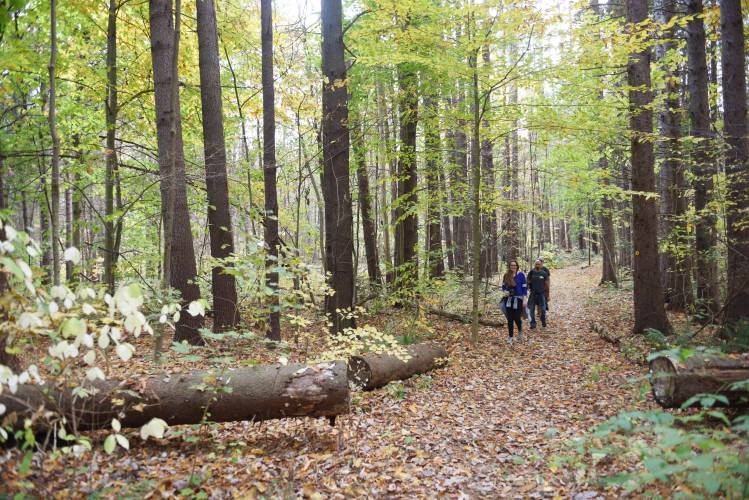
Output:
[502, 271, 527, 297]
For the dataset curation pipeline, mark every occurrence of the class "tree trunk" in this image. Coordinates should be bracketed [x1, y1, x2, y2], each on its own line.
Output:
[353, 123, 381, 285]
[504, 80, 520, 262]
[395, 62, 419, 288]
[103, 0, 118, 293]
[149, 0, 204, 343]
[469, 48, 482, 342]
[348, 343, 448, 390]
[721, 0, 749, 326]
[423, 95, 444, 279]
[480, 48, 496, 278]
[627, 0, 671, 335]
[687, 0, 721, 320]
[321, 0, 355, 333]
[48, 0, 61, 286]
[650, 354, 749, 408]
[440, 165, 455, 270]
[259, 0, 281, 340]
[654, 0, 690, 309]
[451, 88, 468, 272]
[197, 0, 238, 331]
[600, 159, 618, 285]
[2, 362, 350, 432]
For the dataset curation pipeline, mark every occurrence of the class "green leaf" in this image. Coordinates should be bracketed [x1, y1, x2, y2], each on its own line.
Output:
[104, 435, 116, 454]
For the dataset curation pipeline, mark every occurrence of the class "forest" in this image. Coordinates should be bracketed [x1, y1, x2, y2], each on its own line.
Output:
[0, 0, 748, 497]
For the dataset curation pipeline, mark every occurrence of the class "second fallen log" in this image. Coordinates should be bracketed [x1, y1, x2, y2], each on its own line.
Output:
[1, 361, 350, 432]
[649, 353, 749, 408]
[348, 342, 448, 390]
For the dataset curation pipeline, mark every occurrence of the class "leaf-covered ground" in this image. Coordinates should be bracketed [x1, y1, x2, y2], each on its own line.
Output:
[2, 265, 656, 498]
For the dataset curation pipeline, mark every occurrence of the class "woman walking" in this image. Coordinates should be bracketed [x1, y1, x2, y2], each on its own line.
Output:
[501, 260, 527, 345]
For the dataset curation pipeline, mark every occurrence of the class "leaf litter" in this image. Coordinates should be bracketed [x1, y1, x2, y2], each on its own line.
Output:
[0, 265, 656, 498]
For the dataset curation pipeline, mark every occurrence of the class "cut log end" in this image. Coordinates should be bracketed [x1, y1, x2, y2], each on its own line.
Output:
[347, 356, 372, 389]
[650, 356, 678, 408]
[347, 343, 448, 390]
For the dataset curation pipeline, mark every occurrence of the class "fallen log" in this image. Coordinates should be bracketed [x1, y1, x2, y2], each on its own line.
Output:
[428, 308, 504, 328]
[649, 353, 749, 408]
[1, 361, 349, 432]
[348, 342, 448, 390]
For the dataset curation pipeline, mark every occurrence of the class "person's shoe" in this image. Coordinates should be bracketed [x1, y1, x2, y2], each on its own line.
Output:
[530, 323, 537, 330]
[517, 331, 523, 342]
[508, 336, 513, 346]
[542, 320, 547, 328]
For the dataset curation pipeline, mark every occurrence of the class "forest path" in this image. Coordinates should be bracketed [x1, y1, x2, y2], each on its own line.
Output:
[27, 264, 651, 498]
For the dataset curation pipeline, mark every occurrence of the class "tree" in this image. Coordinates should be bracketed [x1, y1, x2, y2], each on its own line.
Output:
[196, 0, 238, 331]
[720, 0, 749, 325]
[394, 62, 419, 288]
[260, 0, 280, 341]
[353, 122, 381, 284]
[626, 0, 671, 335]
[47, 0, 61, 285]
[103, 0, 119, 293]
[149, 0, 204, 344]
[655, 0, 689, 308]
[321, 0, 355, 333]
[686, 0, 720, 319]
[423, 94, 445, 279]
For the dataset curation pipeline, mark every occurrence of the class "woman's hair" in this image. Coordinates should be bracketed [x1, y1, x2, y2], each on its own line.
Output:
[503, 260, 519, 287]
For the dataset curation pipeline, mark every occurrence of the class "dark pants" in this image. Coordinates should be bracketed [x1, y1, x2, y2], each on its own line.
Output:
[529, 292, 547, 327]
[503, 297, 523, 337]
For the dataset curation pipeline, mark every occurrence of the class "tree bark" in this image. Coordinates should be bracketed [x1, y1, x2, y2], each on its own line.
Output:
[47, 0, 61, 286]
[600, 159, 618, 285]
[450, 87, 469, 272]
[626, 0, 671, 335]
[654, 0, 690, 309]
[687, 0, 721, 320]
[394, 63, 419, 290]
[260, 0, 281, 340]
[197, 0, 238, 331]
[424, 95, 444, 279]
[103, 0, 118, 293]
[649, 354, 749, 408]
[480, 48, 497, 278]
[149, 0, 204, 343]
[1, 362, 350, 432]
[720, 0, 749, 326]
[321, 0, 355, 333]
[348, 343, 448, 390]
[353, 123, 381, 285]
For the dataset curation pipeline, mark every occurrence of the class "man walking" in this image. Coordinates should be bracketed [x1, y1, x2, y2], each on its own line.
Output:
[528, 258, 550, 329]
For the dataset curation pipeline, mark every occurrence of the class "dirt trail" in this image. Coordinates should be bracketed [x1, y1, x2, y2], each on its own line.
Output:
[12, 265, 651, 498]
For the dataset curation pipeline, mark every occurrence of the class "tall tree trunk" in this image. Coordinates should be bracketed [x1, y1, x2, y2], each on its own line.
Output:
[687, 0, 721, 320]
[197, 0, 238, 331]
[469, 48, 481, 342]
[48, 0, 61, 285]
[424, 95, 444, 279]
[600, 163, 618, 285]
[321, 0, 355, 333]
[395, 62, 419, 288]
[720, 0, 749, 325]
[451, 88, 468, 272]
[103, 0, 118, 293]
[440, 165, 454, 270]
[655, 0, 690, 309]
[149, 0, 204, 344]
[505, 79, 520, 262]
[480, 48, 497, 278]
[260, 0, 280, 340]
[376, 83, 392, 277]
[627, 0, 671, 335]
[353, 123, 381, 284]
